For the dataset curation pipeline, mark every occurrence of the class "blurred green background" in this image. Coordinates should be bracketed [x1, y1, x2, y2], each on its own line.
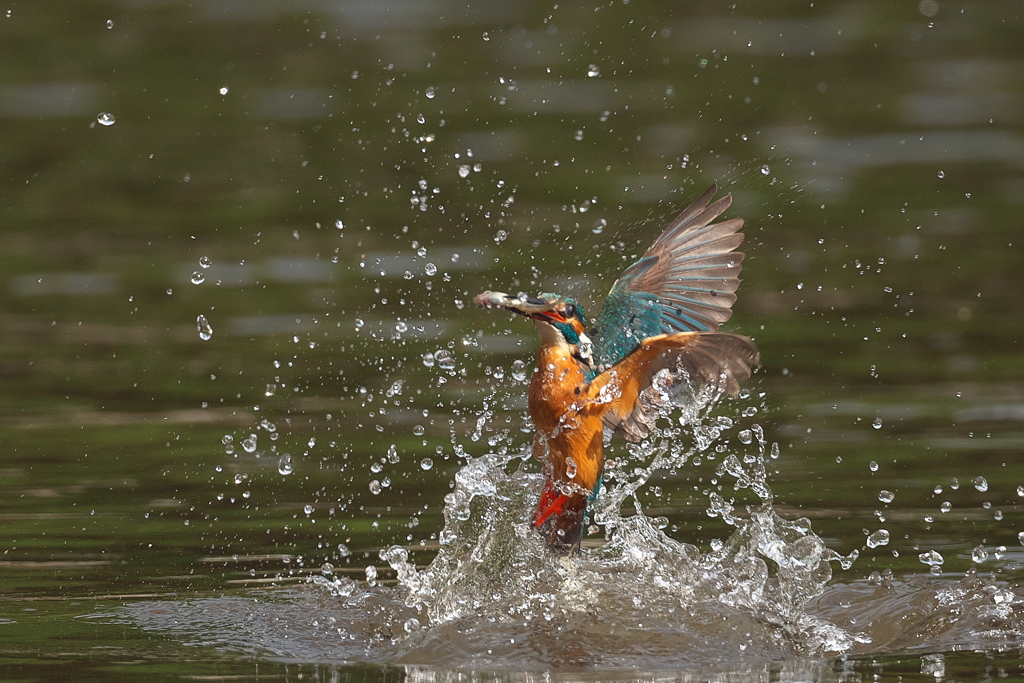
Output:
[1, 0, 1023, 678]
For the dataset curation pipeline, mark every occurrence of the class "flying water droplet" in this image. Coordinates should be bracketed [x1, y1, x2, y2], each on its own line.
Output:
[97, 112, 116, 126]
[869, 460, 879, 472]
[420, 457, 434, 471]
[264, 383, 277, 397]
[241, 434, 257, 453]
[760, 164, 770, 175]
[565, 457, 578, 479]
[511, 359, 527, 381]
[918, 549, 943, 566]
[435, 350, 456, 370]
[878, 490, 895, 504]
[196, 315, 213, 340]
[972, 476, 988, 492]
[425, 86, 436, 99]
[425, 263, 437, 276]
[592, 218, 607, 234]
[199, 256, 212, 268]
[971, 545, 988, 563]
[278, 453, 293, 475]
[458, 165, 471, 178]
[872, 417, 883, 429]
[422, 352, 435, 368]
[304, 504, 314, 515]
[191, 271, 205, 285]
[219, 86, 229, 95]
[587, 64, 600, 77]
[866, 529, 889, 548]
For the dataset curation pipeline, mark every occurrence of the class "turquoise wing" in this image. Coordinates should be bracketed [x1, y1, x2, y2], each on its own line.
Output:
[591, 185, 746, 369]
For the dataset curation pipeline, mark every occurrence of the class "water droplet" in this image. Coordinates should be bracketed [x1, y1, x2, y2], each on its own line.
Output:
[1018, 531, 1024, 546]
[587, 64, 600, 77]
[918, 549, 943, 566]
[940, 501, 952, 513]
[264, 383, 277, 397]
[971, 545, 988, 563]
[241, 434, 257, 453]
[221, 434, 233, 445]
[493, 229, 508, 244]
[972, 475, 988, 492]
[872, 417, 883, 429]
[937, 170, 945, 178]
[412, 425, 425, 436]
[435, 350, 456, 370]
[97, 112, 116, 126]
[760, 164, 770, 175]
[869, 460, 879, 472]
[196, 315, 213, 340]
[275, 453, 293, 475]
[878, 490, 895, 504]
[511, 359, 527, 381]
[416, 113, 425, 124]
[866, 529, 889, 548]
[303, 504, 314, 515]
[337, 543, 351, 557]
[574, 129, 584, 141]
[565, 457, 578, 479]
[420, 457, 434, 470]
[395, 321, 408, 333]
[199, 256, 212, 268]
[354, 318, 364, 330]
[105, 19, 114, 29]
[458, 165, 471, 178]
[369, 480, 382, 495]
[422, 352, 435, 368]
[425, 262, 437, 276]
[738, 429, 753, 445]
[404, 617, 421, 632]
[191, 271, 205, 285]
[219, 86, 229, 95]
[425, 86, 436, 99]
[592, 218, 607, 234]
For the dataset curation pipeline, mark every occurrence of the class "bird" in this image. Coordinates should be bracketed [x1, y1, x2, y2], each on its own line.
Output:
[474, 185, 759, 555]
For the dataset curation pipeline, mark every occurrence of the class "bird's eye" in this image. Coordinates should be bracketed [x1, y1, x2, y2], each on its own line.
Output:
[563, 304, 576, 318]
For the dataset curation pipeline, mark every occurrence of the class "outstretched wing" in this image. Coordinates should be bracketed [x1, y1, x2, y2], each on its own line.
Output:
[589, 332, 759, 443]
[591, 185, 746, 369]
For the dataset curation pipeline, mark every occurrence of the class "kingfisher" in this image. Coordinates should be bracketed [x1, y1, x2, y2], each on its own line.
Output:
[474, 185, 759, 554]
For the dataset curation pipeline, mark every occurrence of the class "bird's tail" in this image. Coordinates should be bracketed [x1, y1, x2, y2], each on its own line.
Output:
[531, 479, 588, 555]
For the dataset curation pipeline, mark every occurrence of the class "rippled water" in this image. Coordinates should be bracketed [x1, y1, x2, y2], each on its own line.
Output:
[3, 0, 1024, 680]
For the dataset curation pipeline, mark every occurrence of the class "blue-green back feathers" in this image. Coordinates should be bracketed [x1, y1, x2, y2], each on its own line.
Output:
[591, 186, 745, 369]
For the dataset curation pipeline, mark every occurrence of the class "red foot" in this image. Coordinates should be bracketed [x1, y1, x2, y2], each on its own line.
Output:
[532, 481, 569, 528]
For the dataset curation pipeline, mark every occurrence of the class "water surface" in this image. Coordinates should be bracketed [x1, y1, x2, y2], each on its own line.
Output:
[1, 1, 1023, 680]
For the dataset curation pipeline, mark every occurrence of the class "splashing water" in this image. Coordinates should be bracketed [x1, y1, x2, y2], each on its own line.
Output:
[123, 380, 1024, 673]
[300, 386, 868, 665]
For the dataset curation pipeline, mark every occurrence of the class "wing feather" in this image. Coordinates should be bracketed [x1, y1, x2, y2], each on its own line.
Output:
[592, 186, 746, 368]
[589, 332, 760, 442]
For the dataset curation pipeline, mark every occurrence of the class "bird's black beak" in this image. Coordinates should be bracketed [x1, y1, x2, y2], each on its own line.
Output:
[474, 291, 564, 322]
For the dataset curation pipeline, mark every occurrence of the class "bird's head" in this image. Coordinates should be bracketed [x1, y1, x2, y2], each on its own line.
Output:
[474, 290, 592, 360]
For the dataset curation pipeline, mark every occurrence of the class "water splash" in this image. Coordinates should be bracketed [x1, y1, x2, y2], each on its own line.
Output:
[357, 388, 865, 660]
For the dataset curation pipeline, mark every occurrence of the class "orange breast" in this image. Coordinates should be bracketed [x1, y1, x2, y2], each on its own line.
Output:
[528, 346, 605, 492]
